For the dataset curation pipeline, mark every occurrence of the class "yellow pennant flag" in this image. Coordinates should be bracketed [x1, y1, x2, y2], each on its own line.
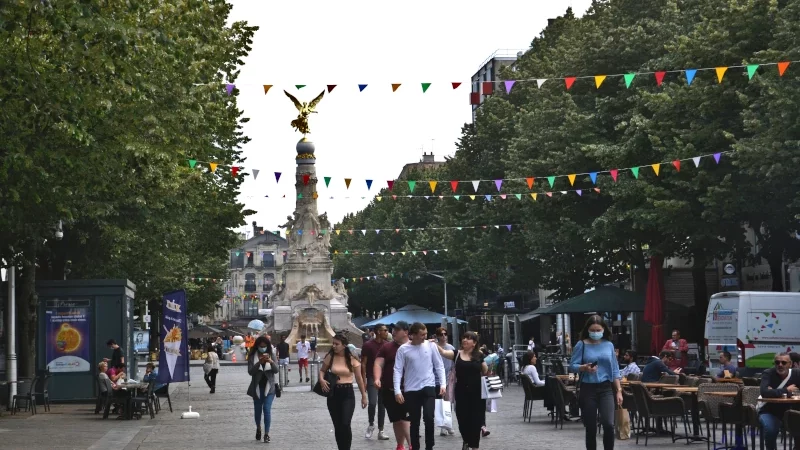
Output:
[209, 162, 218, 173]
[312, 192, 319, 199]
[595, 75, 606, 89]
[567, 174, 577, 186]
[334, 250, 338, 254]
[376, 196, 382, 201]
[530, 193, 538, 201]
[651, 163, 661, 176]
[429, 181, 437, 193]
[715, 66, 728, 83]
[469, 195, 476, 200]
[263, 85, 273, 94]
[335, 230, 341, 235]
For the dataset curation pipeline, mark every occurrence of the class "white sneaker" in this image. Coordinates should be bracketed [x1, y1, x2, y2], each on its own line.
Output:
[365, 425, 375, 439]
[440, 429, 448, 436]
[448, 429, 455, 435]
[378, 430, 390, 440]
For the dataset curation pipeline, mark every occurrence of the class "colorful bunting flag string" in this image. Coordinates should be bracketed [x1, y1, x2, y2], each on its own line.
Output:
[293, 223, 522, 236]
[332, 248, 448, 256]
[260, 189, 598, 203]
[333, 272, 412, 284]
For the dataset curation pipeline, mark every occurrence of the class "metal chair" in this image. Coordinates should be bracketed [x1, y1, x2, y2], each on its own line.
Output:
[11, 376, 38, 415]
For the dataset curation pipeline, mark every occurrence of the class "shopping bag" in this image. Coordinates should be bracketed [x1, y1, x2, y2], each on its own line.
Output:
[615, 407, 631, 440]
[434, 399, 453, 429]
[485, 398, 498, 412]
[480, 376, 503, 399]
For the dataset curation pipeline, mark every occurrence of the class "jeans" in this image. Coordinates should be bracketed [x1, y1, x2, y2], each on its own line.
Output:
[759, 412, 782, 450]
[253, 384, 276, 433]
[204, 369, 217, 389]
[367, 377, 385, 429]
[327, 384, 356, 450]
[579, 382, 615, 450]
[405, 386, 436, 450]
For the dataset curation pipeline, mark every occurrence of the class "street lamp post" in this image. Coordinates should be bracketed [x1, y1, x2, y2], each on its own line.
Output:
[4, 263, 17, 401]
[425, 272, 447, 316]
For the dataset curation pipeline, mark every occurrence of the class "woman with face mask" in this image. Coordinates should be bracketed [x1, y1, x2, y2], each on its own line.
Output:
[569, 315, 622, 450]
[247, 335, 278, 443]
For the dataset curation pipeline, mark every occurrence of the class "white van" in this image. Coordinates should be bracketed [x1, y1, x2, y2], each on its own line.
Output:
[705, 291, 800, 376]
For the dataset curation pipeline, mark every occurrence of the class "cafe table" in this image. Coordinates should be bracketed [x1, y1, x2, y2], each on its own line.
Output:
[116, 381, 147, 420]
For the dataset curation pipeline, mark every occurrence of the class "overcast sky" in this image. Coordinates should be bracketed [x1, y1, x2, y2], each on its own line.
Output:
[227, 0, 593, 237]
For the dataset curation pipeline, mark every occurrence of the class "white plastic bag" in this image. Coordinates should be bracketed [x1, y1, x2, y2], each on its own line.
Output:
[434, 399, 453, 429]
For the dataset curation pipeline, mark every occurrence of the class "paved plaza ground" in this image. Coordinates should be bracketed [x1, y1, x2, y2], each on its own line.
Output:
[1, 366, 693, 449]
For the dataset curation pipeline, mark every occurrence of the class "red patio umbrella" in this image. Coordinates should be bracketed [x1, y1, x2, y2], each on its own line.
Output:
[644, 256, 665, 355]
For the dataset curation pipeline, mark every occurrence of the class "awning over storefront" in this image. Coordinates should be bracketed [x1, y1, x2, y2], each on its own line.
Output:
[528, 286, 686, 315]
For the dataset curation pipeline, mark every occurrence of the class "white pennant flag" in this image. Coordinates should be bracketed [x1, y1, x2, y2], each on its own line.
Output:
[375, 230, 381, 234]
[252, 169, 260, 180]
[471, 180, 480, 192]
[692, 156, 701, 167]
[361, 230, 366, 235]
[536, 79, 547, 88]
[433, 250, 439, 254]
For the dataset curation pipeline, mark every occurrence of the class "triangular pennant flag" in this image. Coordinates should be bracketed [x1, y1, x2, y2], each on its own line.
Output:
[344, 178, 352, 189]
[610, 169, 618, 182]
[324, 176, 331, 187]
[209, 162, 218, 173]
[252, 169, 260, 180]
[454, 195, 460, 200]
[505, 224, 512, 231]
[778, 61, 790, 76]
[565, 77, 577, 90]
[297, 193, 303, 199]
[295, 85, 306, 89]
[421, 83, 431, 93]
[469, 195, 476, 200]
[450, 180, 458, 192]
[429, 181, 437, 193]
[560, 191, 567, 195]
[595, 75, 606, 88]
[594, 188, 601, 193]
[685, 69, 697, 85]
[567, 174, 576, 186]
[526, 177, 534, 189]
[358, 84, 368, 92]
[231, 166, 240, 177]
[484, 195, 492, 201]
[494, 225, 499, 229]
[515, 193, 521, 200]
[391, 83, 401, 92]
[713, 153, 721, 164]
[589, 172, 597, 184]
[225, 84, 235, 95]
[692, 157, 701, 167]
[376, 196, 382, 201]
[275, 172, 282, 183]
[504, 80, 515, 93]
[654, 71, 666, 86]
[531, 193, 538, 201]
[547, 176, 555, 188]
[576, 190, 582, 196]
[471, 180, 480, 192]
[423, 251, 427, 255]
[361, 230, 366, 235]
[366, 179, 373, 190]
[546, 192, 553, 197]
[327, 85, 337, 93]
[375, 230, 381, 234]
[188, 159, 197, 168]
[746, 64, 759, 80]
[715, 66, 728, 83]
[263, 85, 272, 94]
[494, 179, 502, 191]
[451, 82, 461, 89]
[408, 180, 416, 193]
[500, 194, 507, 200]
[623, 73, 635, 88]
[392, 195, 397, 200]
[651, 163, 660, 176]
[302, 174, 310, 185]
[672, 160, 681, 172]
[631, 167, 640, 178]
[536, 79, 547, 88]
[387, 180, 394, 191]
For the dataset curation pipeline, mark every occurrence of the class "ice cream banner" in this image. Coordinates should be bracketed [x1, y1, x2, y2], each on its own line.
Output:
[158, 290, 189, 383]
[45, 299, 91, 373]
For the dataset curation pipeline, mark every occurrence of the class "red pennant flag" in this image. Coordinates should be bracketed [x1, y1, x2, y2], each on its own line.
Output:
[387, 180, 394, 191]
[654, 71, 666, 86]
[594, 188, 601, 193]
[391, 83, 401, 92]
[452, 82, 462, 89]
[302, 174, 310, 185]
[327, 85, 337, 93]
[778, 61, 790, 76]
[526, 177, 534, 189]
[231, 166, 240, 177]
[565, 77, 577, 90]
[395, 229, 400, 233]
[610, 169, 619, 182]
[450, 180, 458, 192]
[672, 160, 681, 172]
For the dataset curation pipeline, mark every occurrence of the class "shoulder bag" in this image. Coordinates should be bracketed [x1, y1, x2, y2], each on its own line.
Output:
[757, 369, 791, 411]
[312, 355, 339, 397]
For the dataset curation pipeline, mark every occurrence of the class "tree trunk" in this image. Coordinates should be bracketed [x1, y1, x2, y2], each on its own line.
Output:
[17, 239, 38, 378]
[766, 253, 784, 292]
[691, 253, 709, 362]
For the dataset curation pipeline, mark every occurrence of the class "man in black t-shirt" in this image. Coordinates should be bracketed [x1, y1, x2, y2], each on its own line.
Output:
[374, 321, 411, 450]
[106, 339, 124, 368]
[277, 335, 291, 386]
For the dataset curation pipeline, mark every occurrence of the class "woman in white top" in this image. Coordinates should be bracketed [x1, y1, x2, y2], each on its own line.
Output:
[204, 343, 221, 393]
[522, 352, 544, 386]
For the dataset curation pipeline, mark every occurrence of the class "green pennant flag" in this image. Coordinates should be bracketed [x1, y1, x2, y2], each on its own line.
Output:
[344, 250, 349, 255]
[412, 251, 417, 255]
[457, 227, 463, 230]
[421, 83, 431, 93]
[408, 180, 416, 193]
[624, 73, 636, 88]
[515, 193, 522, 200]
[454, 195, 460, 200]
[298, 193, 303, 199]
[295, 84, 306, 89]
[188, 159, 197, 168]
[547, 176, 555, 188]
[324, 176, 331, 187]
[747, 64, 759, 80]
[631, 167, 640, 178]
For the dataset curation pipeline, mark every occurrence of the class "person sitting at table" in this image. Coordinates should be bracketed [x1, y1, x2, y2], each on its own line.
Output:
[619, 350, 641, 378]
[641, 351, 681, 383]
[522, 351, 545, 386]
[98, 362, 126, 417]
[790, 352, 800, 370]
[758, 352, 800, 450]
[715, 351, 738, 379]
[141, 363, 168, 395]
[107, 362, 127, 383]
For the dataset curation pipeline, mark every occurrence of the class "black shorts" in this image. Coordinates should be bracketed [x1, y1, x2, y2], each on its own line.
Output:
[381, 387, 410, 423]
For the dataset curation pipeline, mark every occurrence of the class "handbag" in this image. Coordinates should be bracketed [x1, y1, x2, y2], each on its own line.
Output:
[312, 355, 339, 397]
[615, 405, 631, 440]
[757, 369, 791, 410]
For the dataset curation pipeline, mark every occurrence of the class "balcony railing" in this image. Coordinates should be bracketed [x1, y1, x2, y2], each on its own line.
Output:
[244, 283, 257, 292]
[261, 261, 275, 268]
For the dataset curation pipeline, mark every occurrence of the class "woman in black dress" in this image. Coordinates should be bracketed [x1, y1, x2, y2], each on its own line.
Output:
[434, 331, 489, 450]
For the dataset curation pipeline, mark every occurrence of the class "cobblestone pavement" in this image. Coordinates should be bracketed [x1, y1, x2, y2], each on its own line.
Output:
[1, 366, 695, 449]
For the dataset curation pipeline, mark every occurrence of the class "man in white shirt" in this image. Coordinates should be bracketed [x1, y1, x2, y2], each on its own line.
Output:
[394, 322, 445, 450]
[619, 350, 641, 378]
[296, 334, 310, 383]
[528, 337, 535, 352]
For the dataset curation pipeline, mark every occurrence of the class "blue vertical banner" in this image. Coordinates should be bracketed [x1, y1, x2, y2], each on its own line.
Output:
[158, 290, 189, 383]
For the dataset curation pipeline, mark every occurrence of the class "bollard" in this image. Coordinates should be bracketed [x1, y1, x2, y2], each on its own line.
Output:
[309, 360, 319, 388]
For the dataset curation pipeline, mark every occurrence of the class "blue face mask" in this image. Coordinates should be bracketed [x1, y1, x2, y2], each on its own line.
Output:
[589, 331, 604, 341]
[258, 347, 268, 353]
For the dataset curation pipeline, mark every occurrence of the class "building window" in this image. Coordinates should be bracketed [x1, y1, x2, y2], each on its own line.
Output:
[246, 251, 254, 267]
[262, 252, 275, 268]
[263, 273, 274, 291]
[231, 250, 244, 269]
[244, 273, 256, 292]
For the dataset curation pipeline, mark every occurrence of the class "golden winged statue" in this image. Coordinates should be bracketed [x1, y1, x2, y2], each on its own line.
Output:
[284, 90, 325, 135]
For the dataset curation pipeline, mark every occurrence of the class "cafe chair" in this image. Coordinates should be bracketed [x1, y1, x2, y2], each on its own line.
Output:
[32, 371, 53, 412]
[630, 382, 691, 446]
[783, 410, 800, 450]
[11, 376, 38, 415]
[696, 383, 739, 450]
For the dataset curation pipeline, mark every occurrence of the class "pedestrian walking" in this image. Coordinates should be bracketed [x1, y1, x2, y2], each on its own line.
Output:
[361, 324, 390, 440]
[310, 333, 318, 361]
[433, 331, 488, 450]
[277, 334, 291, 386]
[569, 315, 622, 450]
[394, 322, 446, 450]
[434, 327, 456, 437]
[247, 335, 278, 443]
[203, 343, 220, 393]
[374, 321, 412, 450]
[319, 334, 368, 450]
[296, 334, 310, 383]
